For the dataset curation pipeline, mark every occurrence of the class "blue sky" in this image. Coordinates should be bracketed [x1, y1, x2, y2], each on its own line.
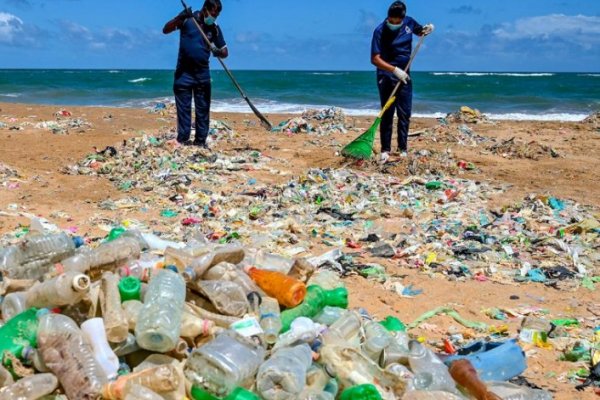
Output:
[0, 0, 598, 71]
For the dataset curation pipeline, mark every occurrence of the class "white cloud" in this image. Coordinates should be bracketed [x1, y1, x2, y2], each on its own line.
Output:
[0, 12, 24, 44]
[493, 14, 600, 49]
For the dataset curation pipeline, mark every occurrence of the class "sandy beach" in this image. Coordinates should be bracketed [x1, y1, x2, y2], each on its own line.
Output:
[1, 101, 599, 399]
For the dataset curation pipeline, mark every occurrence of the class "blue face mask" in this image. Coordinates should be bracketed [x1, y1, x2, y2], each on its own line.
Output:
[386, 21, 403, 31]
[204, 15, 216, 25]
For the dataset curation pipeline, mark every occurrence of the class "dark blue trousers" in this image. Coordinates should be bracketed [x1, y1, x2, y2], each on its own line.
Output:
[377, 75, 413, 153]
[174, 72, 211, 145]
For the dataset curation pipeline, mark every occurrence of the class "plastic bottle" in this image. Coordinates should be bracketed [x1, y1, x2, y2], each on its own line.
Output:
[181, 309, 216, 339]
[122, 300, 143, 330]
[363, 320, 393, 362]
[0, 308, 39, 363]
[61, 237, 141, 278]
[0, 232, 80, 280]
[273, 317, 324, 351]
[135, 269, 186, 352]
[123, 383, 164, 400]
[102, 364, 181, 399]
[314, 306, 347, 326]
[24, 271, 90, 308]
[486, 382, 553, 400]
[381, 331, 410, 367]
[307, 270, 345, 290]
[322, 310, 362, 347]
[184, 330, 266, 397]
[0, 277, 35, 296]
[182, 244, 245, 282]
[0, 372, 58, 399]
[37, 313, 108, 399]
[448, 360, 501, 400]
[119, 253, 163, 282]
[111, 333, 141, 357]
[0, 364, 14, 387]
[252, 250, 295, 275]
[259, 296, 282, 344]
[0, 291, 28, 321]
[141, 233, 185, 252]
[101, 272, 129, 343]
[196, 280, 249, 317]
[408, 340, 460, 395]
[280, 285, 348, 332]
[246, 267, 307, 308]
[81, 317, 120, 380]
[204, 262, 264, 296]
[257, 344, 313, 399]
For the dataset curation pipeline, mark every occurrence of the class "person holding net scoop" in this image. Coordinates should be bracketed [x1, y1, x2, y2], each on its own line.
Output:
[371, 1, 434, 163]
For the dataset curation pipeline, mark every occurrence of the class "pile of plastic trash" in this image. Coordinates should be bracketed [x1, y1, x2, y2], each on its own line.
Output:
[0, 163, 22, 187]
[0, 225, 569, 399]
[443, 107, 492, 125]
[486, 138, 560, 160]
[273, 107, 349, 136]
[425, 123, 492, 148]
[582, 111, 600, 129]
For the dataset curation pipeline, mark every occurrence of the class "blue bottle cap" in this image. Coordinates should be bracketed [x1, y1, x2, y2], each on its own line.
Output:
[164, 265, 179, 273]
[72, 236, 85, 248]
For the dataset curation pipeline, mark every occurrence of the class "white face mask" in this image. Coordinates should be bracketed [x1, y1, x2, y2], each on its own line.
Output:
[386, 19, 404, 31]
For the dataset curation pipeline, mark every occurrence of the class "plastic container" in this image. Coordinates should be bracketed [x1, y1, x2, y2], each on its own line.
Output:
[0, 232, 79, 280]
[0, 373, 58, 399]
[0, 291, 28, 322]
[25, 271, 90, 308]
[196, 280, 249, 317]
[184, 330, 266, 397]
[61, 237, 141, 277]
[81, 318, 120, 380]
[0, 308, 39, 363]
[37, 313, 108, 399]
[101, 272, 129, 343]
[102, 364, 181, 399]
[259, 296, 282, 344]
[257, 344, 313, 399]
[363, 320, 393, 362]
[314, 306, 347, 326]
[246, 267, 307, 308]
[444, 339, 527, 381]
[135, 269, 186, 352]
[408, 340, 460, 395]
[280, 285, 349, 332]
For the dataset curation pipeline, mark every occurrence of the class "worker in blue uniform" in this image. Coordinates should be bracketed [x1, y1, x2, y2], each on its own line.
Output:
[163, 0, 228, 148]
[371, 1, 434, 162]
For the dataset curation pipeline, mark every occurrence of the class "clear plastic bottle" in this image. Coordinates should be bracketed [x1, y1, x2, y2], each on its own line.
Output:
[111, 333, 141, 357]
[122, 300, 143, 330]
[314, 306, 346, 326]
[37, 313, 108, 399]
[25, 271, 90, 308]
[61, 237, 141, 277]
[184, 330, 266, 397]
[486, 382, 553, 400]
[181, 310, 215, 339]
[123, 383, 164, 400]
[257, 344, 313, 400]
[252, 250, 295, 275]
[102, 364, 181, 399]
[259, 297, 282, 344]
[382, 331, 410, 367]
[322, 310, 362, 347]
[196, 280, 249, 317]
[307, 270, 344, 290]
[119, 253, 163, 282]
[0, 373, 58, 399]
[81, 317, 120, 380]
[101, 271, 129, 343]
[0, 232, 79, 280]
[363, 320, 393, 362]
[135, 269, 185, 352]
[204, 262, 264, 296]
[273, 317, 324, 351]
[182, 244, 245, 282]
[1, 291, 28, 320]
[408, 340, 460, 395]
[0, 364, 14, 387]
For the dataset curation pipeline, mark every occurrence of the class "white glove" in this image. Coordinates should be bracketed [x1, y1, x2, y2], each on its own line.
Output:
[422, 23, 435, 36]
[393, 67, 410, 84]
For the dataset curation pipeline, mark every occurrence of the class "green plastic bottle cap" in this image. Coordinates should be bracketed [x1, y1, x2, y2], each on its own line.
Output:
[380, 316, 406, 332]
[339, 384, 383, 400]
[225, 387, 261, 400]
[191, 387, 220, 400]
[118, 276, 141, 302]
[106, 227, 126, 242]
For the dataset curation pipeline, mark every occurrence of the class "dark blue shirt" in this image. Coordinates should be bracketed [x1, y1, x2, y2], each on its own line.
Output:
[176, 11, 226, 81]
[371, 17, 423, 79]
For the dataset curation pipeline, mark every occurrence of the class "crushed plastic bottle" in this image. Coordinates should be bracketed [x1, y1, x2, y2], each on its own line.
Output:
[280, 285, 348, 332]
[256, 343, 313, 399]
[408, 340, 460, 395]
[101, 272, 129, 343]
[196, 280, 249, 317]
[24, 271, 90, 308]
[37, 313, 108, 399]
[102, 364, 181, 399]
[258, 296, 282, 344]
[0, 372, 58, 399]
[61, 237, 141, 278]
[135, 269, 186, 352]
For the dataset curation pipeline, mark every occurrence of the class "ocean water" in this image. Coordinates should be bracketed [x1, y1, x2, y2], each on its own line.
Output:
[0, 69, 598, 121]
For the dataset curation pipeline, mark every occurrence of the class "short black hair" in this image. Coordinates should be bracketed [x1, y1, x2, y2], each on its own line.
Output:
[203, 0, 222, 12]
[388, 1, 406, 19]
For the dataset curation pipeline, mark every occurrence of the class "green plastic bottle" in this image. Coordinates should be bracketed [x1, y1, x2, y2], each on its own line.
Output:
[191, 386, 260, 400]
[0, 308, 40, 363]
[280, 285, 349, 332]
[425, 181, 443, 190]
[118, 276, 142, 302]
[339, 384, 383, 400]
[106, 227, 126, 241]
[379, 316, 406, 332]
